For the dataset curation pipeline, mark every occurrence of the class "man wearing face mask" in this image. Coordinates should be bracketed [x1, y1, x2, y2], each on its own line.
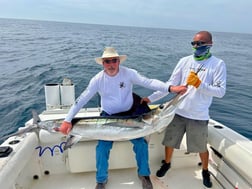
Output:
[141, 31, 226, 188]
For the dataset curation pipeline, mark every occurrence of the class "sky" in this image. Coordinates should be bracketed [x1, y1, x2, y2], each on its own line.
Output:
[0, 0, 252, 34]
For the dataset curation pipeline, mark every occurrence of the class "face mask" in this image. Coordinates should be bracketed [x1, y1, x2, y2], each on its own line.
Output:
[193, 45, 212, 61]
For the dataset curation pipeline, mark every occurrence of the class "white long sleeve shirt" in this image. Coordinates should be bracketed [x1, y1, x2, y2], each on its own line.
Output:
[148, 55, 226, 120]
[65, 66, 169, 122]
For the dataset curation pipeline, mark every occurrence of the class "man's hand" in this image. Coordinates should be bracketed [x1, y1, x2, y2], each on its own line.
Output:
[54, 121, 72, 135]
[141, 97, 151, 104]
[169, 85, 187, 94]
[186, 71, 201, 88]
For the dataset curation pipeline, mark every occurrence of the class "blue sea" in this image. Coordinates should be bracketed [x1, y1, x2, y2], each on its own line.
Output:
[0, 18, 251, 142]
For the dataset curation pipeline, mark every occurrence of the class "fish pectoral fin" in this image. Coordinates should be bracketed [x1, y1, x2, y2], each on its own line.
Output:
[63, 134, 82, 150]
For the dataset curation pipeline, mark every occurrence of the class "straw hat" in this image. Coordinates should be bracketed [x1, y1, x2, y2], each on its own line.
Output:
[95, 47, 127, 65]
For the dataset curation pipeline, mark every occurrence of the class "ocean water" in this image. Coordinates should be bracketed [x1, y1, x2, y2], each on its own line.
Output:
[0, 18, 251, 142]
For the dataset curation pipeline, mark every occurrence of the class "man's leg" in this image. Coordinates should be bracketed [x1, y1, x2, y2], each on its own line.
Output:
[187, 119, 212, 188]
[131, 137, 150, 175]
[96, 140, 113, 183]
[199, 150, 209, 170]
[156, 146, 173, 177]
[131, 137, 153, 189]
[156, 114, 186, 177]
[164, 146, 174, 163]
[200, 150, 212, 188]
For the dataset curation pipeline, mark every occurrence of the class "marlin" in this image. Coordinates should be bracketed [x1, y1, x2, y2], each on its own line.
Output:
[0, 93, 187, 150]
[0, 113, 146, 141]
[62, 93, 187, 150]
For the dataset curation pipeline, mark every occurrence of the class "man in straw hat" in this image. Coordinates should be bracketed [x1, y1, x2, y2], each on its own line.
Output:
[57, 47, 187, 189]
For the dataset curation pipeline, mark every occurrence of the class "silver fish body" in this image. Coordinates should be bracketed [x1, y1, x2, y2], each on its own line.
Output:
[68, 100, 175, 141]
[0, 94, 186, 150]
[63, 94, 187, 149]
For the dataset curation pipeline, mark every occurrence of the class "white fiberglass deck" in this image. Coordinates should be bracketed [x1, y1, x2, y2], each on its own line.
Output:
[29, 149, 221, 189]
[2, 108, 244, 189]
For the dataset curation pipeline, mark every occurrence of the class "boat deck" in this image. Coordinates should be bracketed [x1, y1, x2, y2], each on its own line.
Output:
[30, 151, 222, 189]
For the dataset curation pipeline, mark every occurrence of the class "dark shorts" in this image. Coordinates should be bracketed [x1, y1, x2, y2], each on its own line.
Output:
[162, 114, 208, 153]
[101, 93, 151, 117]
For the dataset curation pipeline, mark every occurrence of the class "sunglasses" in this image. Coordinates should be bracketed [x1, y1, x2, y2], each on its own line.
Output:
[103, 58, 118, 64]
[191, 41, 207, 46]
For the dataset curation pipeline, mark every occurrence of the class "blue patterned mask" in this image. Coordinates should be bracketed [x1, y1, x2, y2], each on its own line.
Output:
[193, 45, 212, 61]
[194, 45, 211, 56]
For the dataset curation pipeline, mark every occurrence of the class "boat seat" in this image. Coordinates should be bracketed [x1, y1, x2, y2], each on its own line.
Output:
[39, 129, 138, 173]
[67, 140, 137, 173]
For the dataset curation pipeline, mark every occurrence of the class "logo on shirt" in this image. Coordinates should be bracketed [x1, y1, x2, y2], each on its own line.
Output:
[190, 66, 206, 73]
[214, 81, 222, 87]
[120, 82, 125, 88]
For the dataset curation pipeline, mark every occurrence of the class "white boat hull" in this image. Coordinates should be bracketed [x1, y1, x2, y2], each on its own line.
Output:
[0, 108, 251, 189]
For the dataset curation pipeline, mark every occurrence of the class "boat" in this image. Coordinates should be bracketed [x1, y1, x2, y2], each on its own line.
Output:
[0, 79, 251, 189]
